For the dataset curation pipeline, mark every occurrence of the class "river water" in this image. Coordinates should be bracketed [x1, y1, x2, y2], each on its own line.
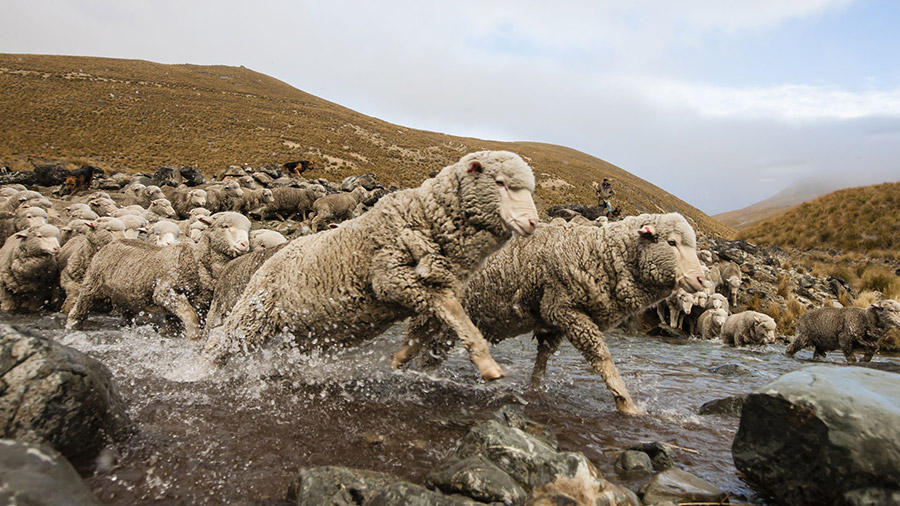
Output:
[6, 310, 895, 505]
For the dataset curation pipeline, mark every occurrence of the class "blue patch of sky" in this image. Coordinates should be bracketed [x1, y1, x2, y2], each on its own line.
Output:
[666, 0, 900, 91]
[462, 20, 594, 63]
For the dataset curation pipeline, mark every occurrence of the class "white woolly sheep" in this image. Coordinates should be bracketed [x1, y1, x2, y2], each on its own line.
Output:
[707, 293, 730, 314]
[697, 308, 728, 340]
[392, 213, 705, 414]
[146, 198, 178, 220]
[719, 261, 742, 307]
[117, 214, 149, 240]
[785, 300, 900, 362]
[58, 217, 127, 311]
[88, 197, 119, 217]
[65, 203, 100, 221]
[67, 212, 252, 340]
[147, 220, 181, 246]
[122, 183, 146, 203]
[720, 310, 776, 347]
[204, 181, 245, 213]
[59, 219, 96, 246]
[233, 188, 275, 215]
[657, 287, 696, 329]
[162, 186, 208, 219]
[0, 224, 61, 312]
[0, 206, 49, 246]
[308, 186, 369, 232]
[204, 151, 540, 380]
[264, 186, 323, 220]
[249, 229, 287, 250]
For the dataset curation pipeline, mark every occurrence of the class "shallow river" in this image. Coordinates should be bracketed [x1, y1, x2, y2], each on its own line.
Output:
[5, 310, 895, 505]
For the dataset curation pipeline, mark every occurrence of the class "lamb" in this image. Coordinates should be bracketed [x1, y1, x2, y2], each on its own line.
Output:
[785, 300, 900, 362]
[683, 290, 710, 335]
[720, 311, 777, 347]
[58, 217, 127, 311]
[697, 308, 728, 340]
[147, 220, 181, 246]
[66, 212, 252, 340]
[204, 181, 245, 213]
[0, 224, 61, 312]
[264, 186, 323, 220]
[657, 287, 696, 329]
[308, 186, 368, 231]
[707, 293, 730, 313]
[719, 261, 742, 307]
[204, 150, 540, 381]
[249, 229, 287, 250]
[391, 213, 706, 415]
[232, 188, 275, 215]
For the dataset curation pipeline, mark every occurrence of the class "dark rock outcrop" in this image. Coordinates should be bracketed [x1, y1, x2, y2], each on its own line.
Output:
[733, 365, 900, 506]
[0, 324, 131, 463]
[0, 439, 101, 505]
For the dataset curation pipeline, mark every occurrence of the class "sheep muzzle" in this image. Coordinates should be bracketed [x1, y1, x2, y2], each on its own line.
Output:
[498, 187, 539, 237]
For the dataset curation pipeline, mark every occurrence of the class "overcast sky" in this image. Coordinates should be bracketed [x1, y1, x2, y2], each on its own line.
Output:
[4, 0, 900, 214]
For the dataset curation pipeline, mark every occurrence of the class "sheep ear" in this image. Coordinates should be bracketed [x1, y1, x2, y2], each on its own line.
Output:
[87, 222, 95, 229]
[638, 225, 657, 240]
[466, 160, 483, 174]
[198, 216, 214, 226]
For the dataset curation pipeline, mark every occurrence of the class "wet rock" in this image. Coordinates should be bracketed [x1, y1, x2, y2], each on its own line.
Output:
[0, 324, 131, 462]
[526, 472, 641, 506]
[614, 450, 654, 476]
[638, 469, 724, 506]
[492, 404, 558, 450]
[626, 442, 673, 471]
[341, 173, 380, 192]
[698, 395, 747, 416]
[647, 325, 689, 340]
[252, 171, 274, 187]
[709, 363, 758, 377]
[0, 439, 101, 505]
[97, 177, 122, 191]
[428, 454, 527, 505]
[268, 176, 294, 188]
[733, 365, 900, 506]
[286, 466, 477, 506]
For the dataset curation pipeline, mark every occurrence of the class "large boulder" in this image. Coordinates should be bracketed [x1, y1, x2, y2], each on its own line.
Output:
[732, 365, 900, 506]
[0, 439, 101, 505]
[0, 324, 131, 462]
[637, 468, 724, 505]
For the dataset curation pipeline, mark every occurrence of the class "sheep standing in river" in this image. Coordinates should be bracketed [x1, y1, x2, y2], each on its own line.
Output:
[58, 217, 127, 312]
[719, 261, 742, 307]
[392, 213, 705, 414]
[0, 224, 61, 312]
[205, 151, 539, 380]
[67, 212, 251, 340]
[697, 308, 728, 340]
[720, 311, 776, 346]
[785, 300, 900, 362]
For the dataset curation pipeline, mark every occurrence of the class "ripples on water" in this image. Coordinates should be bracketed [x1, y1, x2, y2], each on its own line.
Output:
[5, 311, 895, 505]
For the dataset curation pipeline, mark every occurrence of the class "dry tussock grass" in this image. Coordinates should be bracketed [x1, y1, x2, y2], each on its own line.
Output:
[0, 54, 734, 238]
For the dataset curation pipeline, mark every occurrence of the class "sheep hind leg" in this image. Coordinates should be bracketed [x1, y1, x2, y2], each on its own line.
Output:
[530, 330, 563, 390]
[152, 287, 201, 341]
[391, 315, 439, 369]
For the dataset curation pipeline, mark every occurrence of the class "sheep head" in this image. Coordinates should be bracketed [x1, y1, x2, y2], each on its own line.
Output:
[454, 150, 538, 237]
[202, 212, 251, 257]
[635, 213, 705, 293]
[753, 314, 777, 344]
[16, 207, 48, 228]
[14, 224, 60, 257]
[189, 189, 208, 207]
[870, 299, 900, 330]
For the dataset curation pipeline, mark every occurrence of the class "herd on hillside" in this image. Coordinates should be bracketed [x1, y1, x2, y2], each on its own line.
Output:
[1, 151, 899, 414]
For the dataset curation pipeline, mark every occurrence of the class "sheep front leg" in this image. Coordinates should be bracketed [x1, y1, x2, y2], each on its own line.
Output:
[431, 292, 504, 380]
[840, 333, 858, 363]
[530, 329, 563, 390]
[391, 314, 438, 369]
[544, 304, 640, 415]
[152, 286, 201, 341]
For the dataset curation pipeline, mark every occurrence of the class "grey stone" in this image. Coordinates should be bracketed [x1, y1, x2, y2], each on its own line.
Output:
[492, 404, 558, 450]
[698, 395, 747, 417]
[428, 454, 527, 505]
[614, 450, 654, 476]
[709, 363, 758, 376]
[637, 468, 724, 506]
[627, 442, 673, 471]
[252, 171, 274, 186]
[0, 324, 131, 461]
[0, 439, 101, 505]
[733, 365, 900, 506]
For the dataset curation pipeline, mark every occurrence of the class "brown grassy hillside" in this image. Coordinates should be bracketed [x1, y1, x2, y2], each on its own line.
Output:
[739, 181, 900, 260]
[0, 53, 732, 237]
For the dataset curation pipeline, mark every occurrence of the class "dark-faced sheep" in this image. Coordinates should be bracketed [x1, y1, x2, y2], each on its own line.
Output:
[205, 151, 539, 380]
[66, 212, 251, 340]
[785, 300, 900, 362]
[392, 213, 705, 414]
[0, 224, 61, 312]
[720, 311, 776, 347]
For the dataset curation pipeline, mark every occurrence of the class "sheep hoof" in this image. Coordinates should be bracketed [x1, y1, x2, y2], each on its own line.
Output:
[478, 362, 506, 381]
[617, 400, 644, 416]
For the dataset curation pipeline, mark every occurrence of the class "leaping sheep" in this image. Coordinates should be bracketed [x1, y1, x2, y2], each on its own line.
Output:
[391, 213, 706, 414]
[204, 151, 539, 380]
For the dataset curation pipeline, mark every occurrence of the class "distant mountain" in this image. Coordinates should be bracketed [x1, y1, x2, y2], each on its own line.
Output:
[714, 178, 845, 230]
[739, 181, 900, 258]
[0, 53, 733, 238]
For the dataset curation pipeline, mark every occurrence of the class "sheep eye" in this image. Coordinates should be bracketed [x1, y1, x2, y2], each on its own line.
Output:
[667, 239, 677, 246]
[495, 180, 505, 187]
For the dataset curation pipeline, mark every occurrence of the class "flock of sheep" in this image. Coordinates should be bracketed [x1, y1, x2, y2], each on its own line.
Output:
[2, 150, 900, 415]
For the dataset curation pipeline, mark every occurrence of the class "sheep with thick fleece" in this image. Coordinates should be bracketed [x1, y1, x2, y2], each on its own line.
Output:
[656, 287, 695, 329]
[0, 206, 48, 246]
[232, 188, 275, 215]
[392, 213, 705, 414]
[249, 229, 287, 250]
[146, 198, 178, 221]
[65, 203, 99, 221]
[58, 217, 127, 312]
[204, 181, 245, 213]
[720, 310, 776, 346]
[785, 300, 900, 362]
[117, 214, 148, 240]
[697, 308, 728, 340]
[162, 186, 207, 219]
[0, 224, 61, 312]
[264, 186, 323, 220]
[308, 186, 368, 232]
[67, 212, 251, 340]
[147, 220, 181, 246]
[719, 261, 742, 307]
[205, 151, 539, 380]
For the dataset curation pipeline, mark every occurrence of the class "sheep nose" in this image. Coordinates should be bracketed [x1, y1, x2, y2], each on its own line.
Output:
[236, 240, 249, 252]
